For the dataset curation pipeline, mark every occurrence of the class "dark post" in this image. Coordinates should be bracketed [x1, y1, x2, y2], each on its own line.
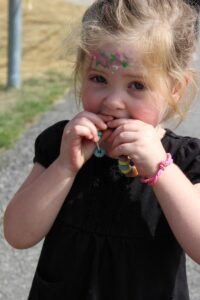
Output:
[7, 0, 22, 88]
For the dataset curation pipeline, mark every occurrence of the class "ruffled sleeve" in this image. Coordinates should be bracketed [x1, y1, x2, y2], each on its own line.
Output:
[175, 138, 200, 184]
[33, 120, 68, 168]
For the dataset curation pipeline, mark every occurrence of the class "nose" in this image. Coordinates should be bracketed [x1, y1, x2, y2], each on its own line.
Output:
[103, 89, 125, 112]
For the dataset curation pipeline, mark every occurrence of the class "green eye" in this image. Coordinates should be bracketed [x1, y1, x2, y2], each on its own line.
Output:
[91, 75, 107, 83]
[130, 81, 145, 90]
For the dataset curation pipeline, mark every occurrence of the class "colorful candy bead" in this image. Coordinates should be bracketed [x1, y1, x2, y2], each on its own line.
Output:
[94, 147, 106, 157]
[94, 131, 106, 158]
[93, 131, 138, 177]
[118, 158, 138, 177]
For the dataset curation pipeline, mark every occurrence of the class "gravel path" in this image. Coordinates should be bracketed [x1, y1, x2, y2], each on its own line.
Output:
[0, 92, 80, 300]
[0, 91, 200, 299]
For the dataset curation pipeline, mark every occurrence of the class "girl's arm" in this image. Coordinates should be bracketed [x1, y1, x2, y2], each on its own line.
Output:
[3, 160, 76, 249]
[4, 112, 111, 249]
[153, 166, 200, 264]
[107, 118, 200, 264]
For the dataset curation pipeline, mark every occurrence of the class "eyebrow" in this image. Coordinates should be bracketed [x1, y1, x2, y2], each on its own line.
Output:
[123, 73, 146, 80]
[89, 68, 108, 76]
[89, 67, 146, 80]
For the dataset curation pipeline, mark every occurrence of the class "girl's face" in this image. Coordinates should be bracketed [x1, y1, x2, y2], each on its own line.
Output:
[81, 42, 170, 127]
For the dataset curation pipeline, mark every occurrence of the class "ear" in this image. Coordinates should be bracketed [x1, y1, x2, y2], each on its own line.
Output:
[184, 74, 190, 89]
[171, 75, 190, 102]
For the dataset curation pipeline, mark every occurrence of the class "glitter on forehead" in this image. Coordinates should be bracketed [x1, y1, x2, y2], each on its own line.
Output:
[91, 50, 129, 73]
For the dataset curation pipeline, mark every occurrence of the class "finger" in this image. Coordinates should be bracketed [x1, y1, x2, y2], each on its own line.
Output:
[107, 119, 149, 145]
[107, 118, 143, 129]
[101, 128, 113, 141]
[108, 142, 134, 159]
[71, 124, 95, 142]
[111, 131, 137, 148]
[72, 115, 105, 142]
[97, 114, 114, 123]
[77, 119, 100, 142]
[65, 118, 98, 144]
[80, 111, 108, 130]
[107, 124, 136, 145]
[77, 112, 114, 142]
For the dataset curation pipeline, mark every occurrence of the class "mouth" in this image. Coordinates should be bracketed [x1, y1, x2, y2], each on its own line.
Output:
[101, 113, 128, 120]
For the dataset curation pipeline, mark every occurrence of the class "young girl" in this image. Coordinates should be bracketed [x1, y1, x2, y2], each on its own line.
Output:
[3, 0, 200, 299]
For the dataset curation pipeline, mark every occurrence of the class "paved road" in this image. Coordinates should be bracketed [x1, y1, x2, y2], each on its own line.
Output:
[0, 93, 80, 300]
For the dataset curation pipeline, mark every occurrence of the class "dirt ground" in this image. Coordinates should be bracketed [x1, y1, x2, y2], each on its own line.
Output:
[0, 0, 86, 85]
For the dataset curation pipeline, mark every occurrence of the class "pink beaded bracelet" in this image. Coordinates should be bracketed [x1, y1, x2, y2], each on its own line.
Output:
[141, 153, 173, 186]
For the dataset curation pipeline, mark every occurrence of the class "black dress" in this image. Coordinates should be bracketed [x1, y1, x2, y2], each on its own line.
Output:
[28, 121, 200, 300]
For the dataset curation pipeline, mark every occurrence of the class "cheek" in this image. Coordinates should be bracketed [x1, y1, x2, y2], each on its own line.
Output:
[138, 111, 159, 126]
[143, 93, 167, 125]
[144, 106, 166, 126]
[81, 89, 100, 113]
[128, 101, 164, 126]
[81, 81, 105, 113]
[83, 101, 98, 112]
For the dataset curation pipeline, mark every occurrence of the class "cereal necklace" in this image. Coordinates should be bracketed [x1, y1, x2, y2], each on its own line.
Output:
[94, 131, 106, 158]
[94, 131, 138, 177]
[118, 157, 138, 177]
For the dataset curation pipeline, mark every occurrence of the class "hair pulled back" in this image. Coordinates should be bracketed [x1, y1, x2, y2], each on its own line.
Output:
[74, 0, 199, 123]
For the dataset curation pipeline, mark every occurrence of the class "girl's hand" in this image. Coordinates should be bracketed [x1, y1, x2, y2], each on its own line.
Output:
[56, 111, 112, 176]
[106, 118, 167, 177]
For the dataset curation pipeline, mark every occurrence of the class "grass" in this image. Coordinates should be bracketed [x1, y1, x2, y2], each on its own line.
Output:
[0, 71, 73, 150]
[0, 0, 87, 153]
[1, 0, 86, 84]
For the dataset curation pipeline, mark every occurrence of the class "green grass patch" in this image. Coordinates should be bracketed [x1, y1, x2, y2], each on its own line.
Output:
[0, 71, 73, 150]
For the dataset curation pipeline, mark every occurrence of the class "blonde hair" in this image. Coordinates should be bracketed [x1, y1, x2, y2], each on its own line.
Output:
[73, 0, 199, 124]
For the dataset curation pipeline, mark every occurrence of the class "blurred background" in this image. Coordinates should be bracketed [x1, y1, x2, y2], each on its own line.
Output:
[0, 0, 87, 152]
[0, 1, 88, 299]
[0, 1, 200, 299]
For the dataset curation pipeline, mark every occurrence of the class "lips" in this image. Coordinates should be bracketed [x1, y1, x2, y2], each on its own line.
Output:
[100, 112, 130, 120]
